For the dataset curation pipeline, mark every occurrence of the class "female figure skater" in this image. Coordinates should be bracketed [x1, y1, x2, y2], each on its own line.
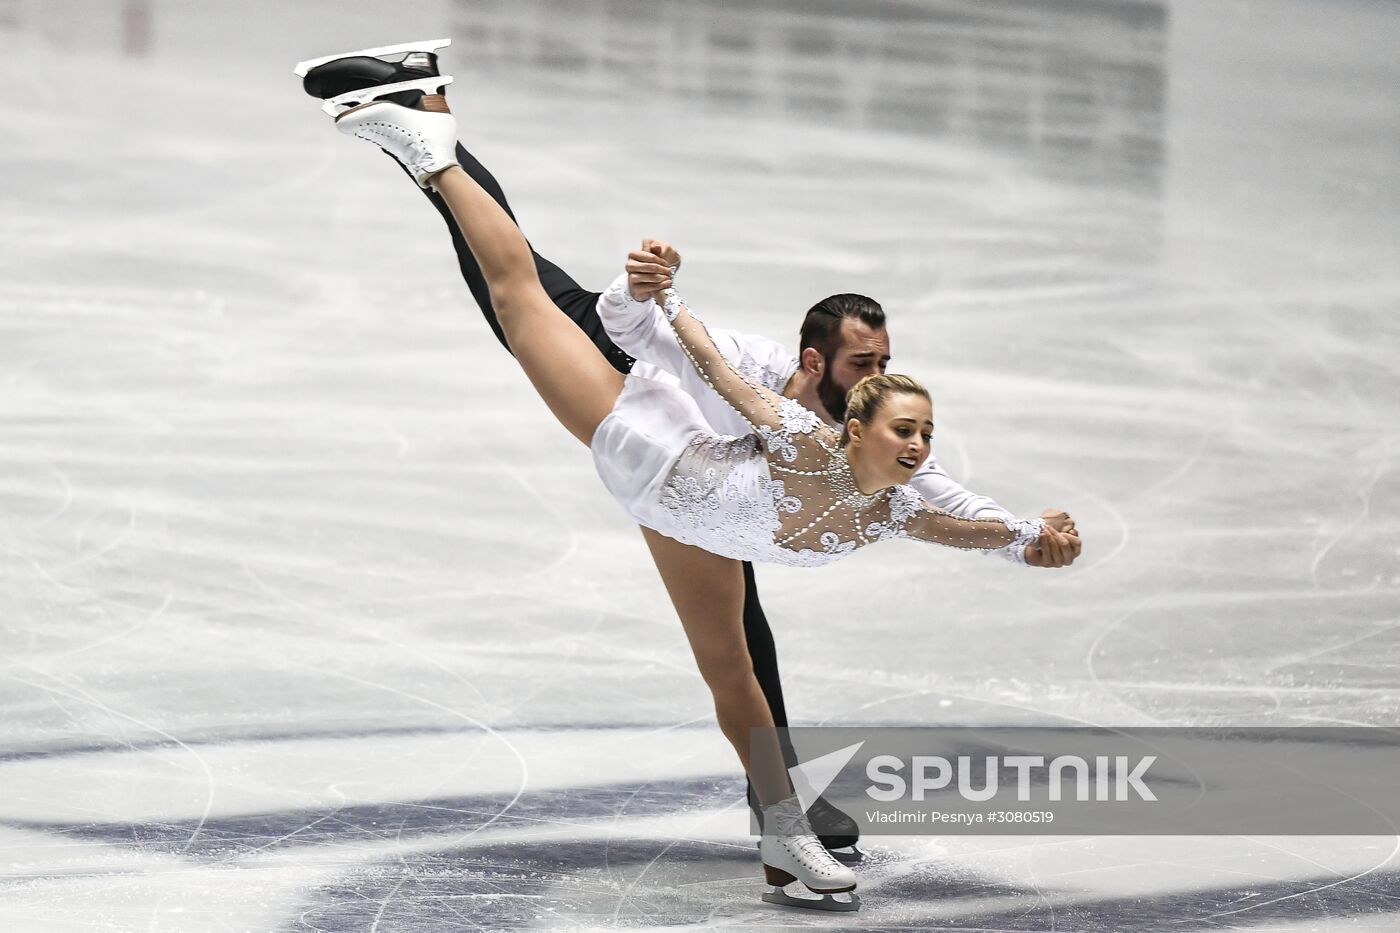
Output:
[314, 79, 1043, 911]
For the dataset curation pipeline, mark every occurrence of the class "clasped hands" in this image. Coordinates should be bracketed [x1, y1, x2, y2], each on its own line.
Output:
[627, 238, 680, 302]
[1026, 510, 1080, 568]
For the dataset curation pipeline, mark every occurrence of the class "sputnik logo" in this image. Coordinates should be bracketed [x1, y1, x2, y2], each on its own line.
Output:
[787, 741, 866, 809]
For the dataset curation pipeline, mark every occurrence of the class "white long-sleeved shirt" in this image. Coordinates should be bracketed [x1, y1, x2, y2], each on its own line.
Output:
[595, 276, 1031, 562]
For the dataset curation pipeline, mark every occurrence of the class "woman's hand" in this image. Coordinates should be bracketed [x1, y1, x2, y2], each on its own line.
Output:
[626, 238, 681, 302]
[1025, 510, 1081, 568]
[1040, 509, 1076, 536]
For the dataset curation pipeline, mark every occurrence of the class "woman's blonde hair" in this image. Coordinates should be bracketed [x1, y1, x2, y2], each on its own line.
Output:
[840, 374, 930, 445]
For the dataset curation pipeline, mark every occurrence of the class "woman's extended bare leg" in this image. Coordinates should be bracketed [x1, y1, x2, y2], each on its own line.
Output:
[427, 165, 623, 444]
[640, 527, 794, 807]
[419, 161, 790, 799]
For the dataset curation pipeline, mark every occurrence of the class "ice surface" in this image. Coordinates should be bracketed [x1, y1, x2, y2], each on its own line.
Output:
[1, 0, 1398, 929]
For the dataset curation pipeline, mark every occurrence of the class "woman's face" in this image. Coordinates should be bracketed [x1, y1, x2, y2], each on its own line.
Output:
[848, 392, 933, 488]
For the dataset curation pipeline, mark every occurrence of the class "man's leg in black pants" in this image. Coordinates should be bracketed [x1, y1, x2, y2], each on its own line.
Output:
[741, 559, 795, 797]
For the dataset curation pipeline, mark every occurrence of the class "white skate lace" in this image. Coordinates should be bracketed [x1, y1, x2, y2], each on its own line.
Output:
[787, 834, 835, 870]
[770, 801, 839, 873]
[771, 802, 809, 837]
[353, 121, 438, 177]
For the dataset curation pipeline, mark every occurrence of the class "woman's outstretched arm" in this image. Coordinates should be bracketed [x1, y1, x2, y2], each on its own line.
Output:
[898, 490, 1045, 561]
[660, 290, 818, 439]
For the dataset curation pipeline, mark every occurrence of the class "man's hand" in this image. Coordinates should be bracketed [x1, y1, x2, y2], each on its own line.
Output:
[626, 238, 681, 302]
[1024, 509, 1081, 568]
[642, 237, 681, 272]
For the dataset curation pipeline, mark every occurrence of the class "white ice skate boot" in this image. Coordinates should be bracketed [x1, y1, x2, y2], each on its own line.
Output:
[758, 796, 860, 912]
[334, 96, 459, 188]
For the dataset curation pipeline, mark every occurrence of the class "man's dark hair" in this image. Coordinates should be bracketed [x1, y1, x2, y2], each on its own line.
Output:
[798, 294, 886, 359]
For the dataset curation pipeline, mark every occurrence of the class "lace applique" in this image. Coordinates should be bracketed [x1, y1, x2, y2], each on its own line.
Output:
[818, 530, 856, 555]
[768, 478, 803, 515]
[817, 529, 856, 551]
[778, 397, 821, 435]
[794, 530, 857, 561]
[862, 519, 900, 542]
[659, 466, 723, 528]
[756, 424, 798, 463]
[709, 434, 759, 459]
[755, 397, 823, 463]
[864, 485, 922, 542]
[736, 353, 789, 394]
[889, 484, 921, 523]
[658, 435, 784, 546]
[661, 288, 682, 322]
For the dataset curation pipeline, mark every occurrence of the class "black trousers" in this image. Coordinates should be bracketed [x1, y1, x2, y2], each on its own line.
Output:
[417, 144, 795, 812]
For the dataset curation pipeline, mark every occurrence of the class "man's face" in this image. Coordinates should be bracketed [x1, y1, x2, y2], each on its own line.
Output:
[817, 318, 892, 421]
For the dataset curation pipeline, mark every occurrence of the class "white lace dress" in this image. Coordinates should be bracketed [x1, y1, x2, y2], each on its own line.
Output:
[589, 289, 1043, 567]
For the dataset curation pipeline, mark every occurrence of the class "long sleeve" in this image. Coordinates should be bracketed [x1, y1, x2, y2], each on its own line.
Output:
[595, 274, 695, 380]
[891, 486, 1044, 563]
[909, 453, 1042, 565]
[595, 274, 797, 398]
[658, 288, 827, 455]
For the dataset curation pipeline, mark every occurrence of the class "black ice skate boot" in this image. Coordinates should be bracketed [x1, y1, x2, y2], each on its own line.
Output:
[808, 796, 864, 864]
[294, 39, 452, 116]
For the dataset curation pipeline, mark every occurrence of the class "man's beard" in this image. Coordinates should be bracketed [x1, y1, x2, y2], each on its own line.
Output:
[817, 364, 848, 423]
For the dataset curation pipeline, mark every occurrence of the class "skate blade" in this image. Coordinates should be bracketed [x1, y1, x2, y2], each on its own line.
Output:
[324, 75, 454, 117]
[828, 845, 864, 865]
[762, 886, 860, 912]
[294, 38, 451, 77]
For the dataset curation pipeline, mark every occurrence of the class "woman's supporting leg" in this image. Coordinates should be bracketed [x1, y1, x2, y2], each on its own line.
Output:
[741, 560, 803, 815]
[640, 527, 793, 807]
[428, 165, 623, 445]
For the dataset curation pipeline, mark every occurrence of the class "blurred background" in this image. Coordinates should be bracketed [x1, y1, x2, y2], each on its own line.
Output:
[1, 0, 1398, 930]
